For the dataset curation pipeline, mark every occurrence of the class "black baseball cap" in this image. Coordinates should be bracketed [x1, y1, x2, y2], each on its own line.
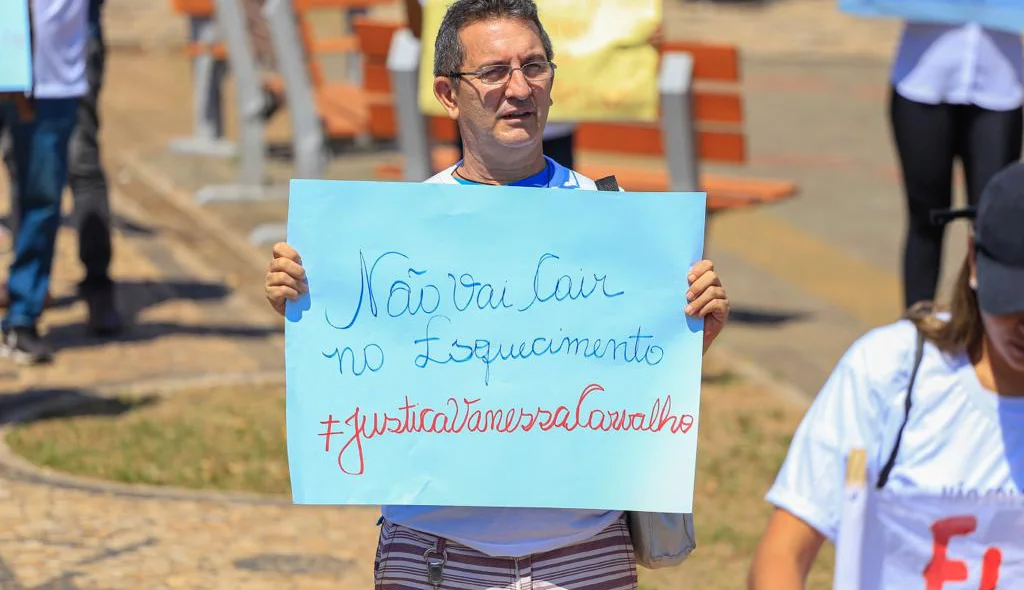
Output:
[973, 161, 1024, 316]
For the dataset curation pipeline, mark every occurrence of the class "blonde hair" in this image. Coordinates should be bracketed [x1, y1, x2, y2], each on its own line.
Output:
[906, 258, 983, 356]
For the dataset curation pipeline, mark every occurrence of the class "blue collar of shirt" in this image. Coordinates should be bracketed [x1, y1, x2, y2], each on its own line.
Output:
[451, 158, 554, 187]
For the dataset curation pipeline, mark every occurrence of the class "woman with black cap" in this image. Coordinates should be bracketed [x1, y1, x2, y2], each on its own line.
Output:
[746, 161, 1024, 588]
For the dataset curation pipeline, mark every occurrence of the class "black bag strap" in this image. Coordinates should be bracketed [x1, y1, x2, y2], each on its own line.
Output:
[595, 175, 620, 192]
[876, 328, 926, 489]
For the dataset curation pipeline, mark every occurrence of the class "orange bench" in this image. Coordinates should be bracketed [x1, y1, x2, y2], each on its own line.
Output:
[265, 0, 395, 140]
[572, 41, 797, 210]
[170, 0, 390, 141]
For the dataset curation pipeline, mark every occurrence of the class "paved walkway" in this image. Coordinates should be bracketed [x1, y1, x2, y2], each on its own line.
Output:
[0, 459, 378, 589]
[0, 0, 968, 587]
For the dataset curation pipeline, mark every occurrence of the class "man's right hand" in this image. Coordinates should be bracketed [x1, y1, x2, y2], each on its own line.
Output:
[265, 242, 307, 316]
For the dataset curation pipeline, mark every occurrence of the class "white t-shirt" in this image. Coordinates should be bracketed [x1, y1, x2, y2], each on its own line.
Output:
[380, 156, 622, 557]
[766, 319, 1024, 543]
[892, 22, 1024, 111]
[30, 0, 88, 99]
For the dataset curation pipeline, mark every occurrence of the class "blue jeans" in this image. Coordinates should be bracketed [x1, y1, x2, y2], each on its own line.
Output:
[1, 98, 79, 329]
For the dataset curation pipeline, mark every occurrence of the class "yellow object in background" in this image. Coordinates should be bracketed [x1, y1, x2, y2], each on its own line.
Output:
[418, 0, 661, 123]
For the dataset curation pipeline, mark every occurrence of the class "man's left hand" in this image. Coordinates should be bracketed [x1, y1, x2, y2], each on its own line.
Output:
[685, 260, 730, 353]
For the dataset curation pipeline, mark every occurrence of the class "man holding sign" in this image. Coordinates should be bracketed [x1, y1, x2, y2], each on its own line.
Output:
[265, 0, 729, 587]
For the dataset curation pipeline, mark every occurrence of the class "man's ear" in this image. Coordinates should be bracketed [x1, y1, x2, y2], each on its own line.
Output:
[434, 76, 460, 120]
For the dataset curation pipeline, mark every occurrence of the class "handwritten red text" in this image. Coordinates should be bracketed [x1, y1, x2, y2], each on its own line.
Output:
[317, 383, 694, 476]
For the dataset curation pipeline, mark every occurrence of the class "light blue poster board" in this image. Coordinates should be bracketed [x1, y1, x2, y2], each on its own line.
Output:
[839, 0, 1024, 34]
[284, 179, 707, 514]
[0, 0, 32, 92]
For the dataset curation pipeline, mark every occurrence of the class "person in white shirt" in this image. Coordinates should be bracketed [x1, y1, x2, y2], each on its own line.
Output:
[889, 22, 1023, 310]
[265, 1, 730, 587]
[746, 160, 1024, 588]
[0, 0, 88, 364]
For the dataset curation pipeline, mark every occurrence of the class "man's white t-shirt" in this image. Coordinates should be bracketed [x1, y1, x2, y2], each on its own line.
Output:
[766, 319, 1024, 542]
[380, 156, 624, 557]
[30, 0, 89, 99]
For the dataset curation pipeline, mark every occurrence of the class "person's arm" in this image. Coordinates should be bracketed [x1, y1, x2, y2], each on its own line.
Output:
[748, 509, 826, 590]
[403, 0, 423, 39]
[745, 323, 916, 589]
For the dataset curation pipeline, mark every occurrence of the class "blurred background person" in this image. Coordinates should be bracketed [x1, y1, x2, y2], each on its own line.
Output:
[67, 0, 124, 335]
[0, 0, 89, 363]
[889, 21, 1023, 310]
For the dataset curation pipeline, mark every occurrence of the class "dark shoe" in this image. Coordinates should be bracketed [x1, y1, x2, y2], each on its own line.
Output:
[1, 326, 54, 365]
[84, 288, 124, 336]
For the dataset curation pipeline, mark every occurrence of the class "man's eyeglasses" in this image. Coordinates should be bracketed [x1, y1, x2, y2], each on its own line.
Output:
[450, 61, 557, 86]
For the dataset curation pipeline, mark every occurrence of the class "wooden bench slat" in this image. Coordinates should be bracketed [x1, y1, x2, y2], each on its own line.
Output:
[184, 42, 227, 60]
[354, 19, 402, 58]
[363, 63, 391, 94]
[317, 83, 369, 121]
[701, 173, 798, 202]
[575, 123, 746, 164]
[322, 112, 365, 136]
[297, 83, 369, 138]
[576, 123, 661, 156]
[660, 41, 740, 82]
[694, 92, 742, 124]
[368, 101, 397, 138]
[579, 164, 796, 202]
[170, 0, 214, 16]
[311, 36, 360, 54]
[575, 91, 742, 141]
[294, 0, 393, 10]
[698, 132, 745, 164]
[430, 116, 458, 143]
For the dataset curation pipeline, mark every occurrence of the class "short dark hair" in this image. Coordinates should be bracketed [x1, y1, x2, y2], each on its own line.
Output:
[433, 0, 555, 77]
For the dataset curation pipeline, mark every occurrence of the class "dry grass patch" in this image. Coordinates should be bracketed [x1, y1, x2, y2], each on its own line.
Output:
[6, 366, 834, 588]
[6, 386, 291, 496]
[637, 369, 835, 589]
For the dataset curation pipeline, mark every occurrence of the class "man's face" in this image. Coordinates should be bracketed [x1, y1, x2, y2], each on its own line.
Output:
[436, 17, 553, 151]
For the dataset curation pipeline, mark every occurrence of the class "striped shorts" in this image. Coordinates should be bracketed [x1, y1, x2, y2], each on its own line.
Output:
[373, 516, 638, 589]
